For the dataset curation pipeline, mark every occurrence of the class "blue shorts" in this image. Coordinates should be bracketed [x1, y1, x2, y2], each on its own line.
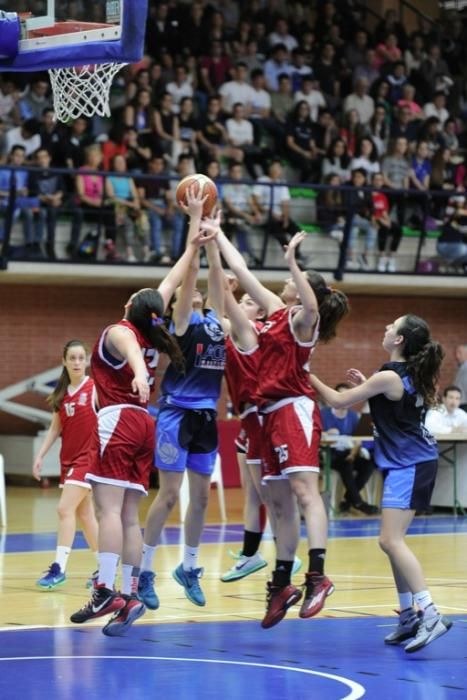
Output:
[381, 460, 438, 510]
[155, 405, 218, 475]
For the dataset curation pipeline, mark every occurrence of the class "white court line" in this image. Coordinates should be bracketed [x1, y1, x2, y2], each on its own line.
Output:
[0, 655, 366, 700]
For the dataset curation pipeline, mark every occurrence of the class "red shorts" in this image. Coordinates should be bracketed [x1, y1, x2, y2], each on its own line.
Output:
[242, 409, 263, 464]
[261, 396, 322, 479]
[86, 405, 155, 495]
[60, 463, 92, 489]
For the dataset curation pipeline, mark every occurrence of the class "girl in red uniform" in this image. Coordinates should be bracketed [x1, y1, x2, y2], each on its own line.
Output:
[202, 219, 349, 628]
[33, 340, 98, 589]
[70, 194, 213, 636]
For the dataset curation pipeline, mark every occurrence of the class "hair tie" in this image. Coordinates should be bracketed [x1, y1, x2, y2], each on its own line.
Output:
[151, 312, 164, 327]
[324, 286, 333, 295]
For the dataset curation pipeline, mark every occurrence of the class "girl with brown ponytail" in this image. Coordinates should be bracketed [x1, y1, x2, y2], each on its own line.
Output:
[200, 217, 350, 630]
[70, 187, 215, 636]
[311, 314, 453, 653]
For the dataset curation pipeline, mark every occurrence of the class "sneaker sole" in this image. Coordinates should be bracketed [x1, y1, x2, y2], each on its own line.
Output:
[102, 603, 146, 637]
[172, 569, 206, 607]
[261, 589, 303, 629]
[384, 626, 420, 645]
[299, 584, 335, 619]
[404, 619, 453, 653]
[136, 592, 160, 610]
[220, 560, 268, 582]
[37, 578, 66, 590]
[70, 598, 126, 624]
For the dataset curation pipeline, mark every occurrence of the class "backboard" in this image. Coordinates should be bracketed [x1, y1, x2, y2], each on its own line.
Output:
[0, 0, 147, 71]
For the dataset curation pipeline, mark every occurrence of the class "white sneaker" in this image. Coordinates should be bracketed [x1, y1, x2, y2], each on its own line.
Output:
[358, 254, 370, 271]
[127, 254, 137, 263]
[346, 259, 360, 270]
[377, 256, 387, 272]
[220, 552, 268, 582]
[404, 613, 452, 653]
[387, 257, 397, 272]
[330, 229, 343, 243]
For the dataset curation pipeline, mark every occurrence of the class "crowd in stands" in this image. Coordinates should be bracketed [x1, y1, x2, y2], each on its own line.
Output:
[0, 0, 467, 271]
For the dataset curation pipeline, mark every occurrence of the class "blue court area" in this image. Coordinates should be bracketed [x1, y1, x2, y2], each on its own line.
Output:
[2, 516, 467, 553]
[0, 616, 465, 700]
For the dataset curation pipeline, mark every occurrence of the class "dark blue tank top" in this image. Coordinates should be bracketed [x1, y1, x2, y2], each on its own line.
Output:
[160, 309, 225, 410]
[368, 361, 438, 469]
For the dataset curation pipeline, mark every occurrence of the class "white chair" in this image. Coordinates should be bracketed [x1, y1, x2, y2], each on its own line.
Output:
[179, 453, 227, 523]
[0, 454, 7, 528]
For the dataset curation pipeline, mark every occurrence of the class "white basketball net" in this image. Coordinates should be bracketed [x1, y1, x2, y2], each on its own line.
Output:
[48, 62, 126, 122]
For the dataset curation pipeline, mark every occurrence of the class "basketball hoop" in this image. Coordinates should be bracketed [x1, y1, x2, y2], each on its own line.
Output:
[48, 62, 126, 121]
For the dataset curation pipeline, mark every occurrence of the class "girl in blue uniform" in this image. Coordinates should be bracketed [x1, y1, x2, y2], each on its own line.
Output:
[310, 314, 452, 653]
[138, 191, 226, 610]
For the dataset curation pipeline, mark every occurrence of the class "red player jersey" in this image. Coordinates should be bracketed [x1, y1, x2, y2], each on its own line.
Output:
[58, 376, 97, 469]
[254, 306, 319, 408]
[91, 319, 159, 409]
[225, 322, 262, 414]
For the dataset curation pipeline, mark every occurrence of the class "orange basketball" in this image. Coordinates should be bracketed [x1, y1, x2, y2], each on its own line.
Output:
[175, 173, 218, 217]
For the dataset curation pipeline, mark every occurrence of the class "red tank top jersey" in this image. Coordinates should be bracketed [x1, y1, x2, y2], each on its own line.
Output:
[58, 376, 97, 469]
[91, 319, 159, 409]
[254, 306, 319, 408]
[225, 321, 262, 414]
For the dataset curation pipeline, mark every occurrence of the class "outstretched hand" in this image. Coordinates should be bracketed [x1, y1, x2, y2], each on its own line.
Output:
[283, 230, 306, 266]
[178, 185, 208, 217]
[346, 368, 367, 386]
[200, 209, 222, 237]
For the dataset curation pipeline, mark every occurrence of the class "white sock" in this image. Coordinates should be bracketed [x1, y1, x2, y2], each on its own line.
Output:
[183, 545, 199, 571]
[55, 546, 71, 572]
[141, 544, 157, 572]
[414, 590, 437, 617]
[97, 552, 120, 589]
[121, 564, 140, 595]
[398, 592, 414, 613]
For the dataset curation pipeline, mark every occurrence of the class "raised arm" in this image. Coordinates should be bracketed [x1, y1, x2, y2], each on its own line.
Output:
[310, 370, 404, 408]
[285, 231, 319, 343]
[201, 216, 282, 316]
[224, 282, 258, 352]
[205, 238, 225, 321]
[157, 186, 207, 311]
[106, 325, 150, 404]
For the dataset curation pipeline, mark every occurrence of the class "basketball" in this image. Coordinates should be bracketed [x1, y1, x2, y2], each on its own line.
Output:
[175, 174, 218, 217]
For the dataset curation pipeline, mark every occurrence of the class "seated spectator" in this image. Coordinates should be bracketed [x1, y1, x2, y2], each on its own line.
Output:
[106, 154, 149, 263]
[27, 147, 64, 260]
[317, 173, 346, 242]
[397, 83, 422, 119]
[249, 68, 275, 143]
[285, 100, 320, 182]
[0, 77, 20, 125]
[386, 61, 407, 105]
[345, 29, 369, 71]
[313, 42, 340, 110]
[289, 48, 313, 92]
[353, 48, 379, 89]
[441, 117, 459, 153]
[408, 141, 431, 225]
[17, 78, 52, 121]
[101, 124, 128, 171]
[5, 118, 41, 159]
[219, 62, 255, 116]
[0, 145, 35, 251]
[371, 79, 392, 123]
[404, 33, 427, 79]
[375, 32, 402, 70]
[293, 76, 326, 123]
[196, 95, 243, 167]
[166, 65, 194, 115]
[339, 108, 362, 158]
[199, 40, 233, 96]
[137, 154, 174, 264]
[177, 96, 198, 160]
[364, 105, 389, 157]
[268, 17, 298, 53]
[154, 92, 180, 165]
[124, 127, 152, 173]
[124, 88, 157, 151]
[371, 172, 402, 273]
[423, 91, 449, 126]
[321, 383, 378, 515]
[435, 202, 467, 271]
[315, 109, 339, 157]
[389, 105, 420, 145]
[345, 167, 377, 270]
[251, 158, 305, 264]
[425, 386, 467, 434]
[222, 161, 261, 267]
[430, 147, 456, 218]
[70, 145, 114, 260]
[381, 137, 410, 229]
[61, 117, 94, 169]
[270, 73, 294, 146]
[419, 44, 452, 101]
[454, 344, 467, 409]
[343, 78, 375, 127]
[264, 43, 292, 92]
[225, 102, 264, 178]
[321, 137, 351, 182]
[39, 108, 62, 165]
[350, 136, 381, 179]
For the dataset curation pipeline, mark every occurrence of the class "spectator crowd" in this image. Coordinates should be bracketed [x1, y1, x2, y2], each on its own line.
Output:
[1, 0, 467, 271]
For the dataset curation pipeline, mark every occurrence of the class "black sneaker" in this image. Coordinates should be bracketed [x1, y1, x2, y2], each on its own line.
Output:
[353, 501, 379, 515]
[70, 585, 126, 624]
[339, 500, 351, 513]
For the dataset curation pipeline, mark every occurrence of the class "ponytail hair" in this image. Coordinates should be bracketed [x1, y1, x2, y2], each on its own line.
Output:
[126, 288, 185, 373]
[305, 271, 350, 342]
[47, 340, 87, 412]
[398, 314, 444, 406]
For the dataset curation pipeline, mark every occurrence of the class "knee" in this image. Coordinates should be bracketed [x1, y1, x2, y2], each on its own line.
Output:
[190, 490, 210, 513]
[378, 533, 393, 554]
[56, 501, 74, 521]
[160, 489, 180, 512]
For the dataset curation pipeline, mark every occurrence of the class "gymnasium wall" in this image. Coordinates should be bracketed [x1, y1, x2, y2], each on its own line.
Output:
[0, 282, 465, 434]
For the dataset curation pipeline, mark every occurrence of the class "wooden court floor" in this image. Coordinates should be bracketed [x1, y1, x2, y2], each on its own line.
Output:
[0, 485, 466, 699]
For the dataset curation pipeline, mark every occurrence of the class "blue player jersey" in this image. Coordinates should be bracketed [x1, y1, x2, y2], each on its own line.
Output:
[160, 309, 226, 410]
[368, 361, 437, 469]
